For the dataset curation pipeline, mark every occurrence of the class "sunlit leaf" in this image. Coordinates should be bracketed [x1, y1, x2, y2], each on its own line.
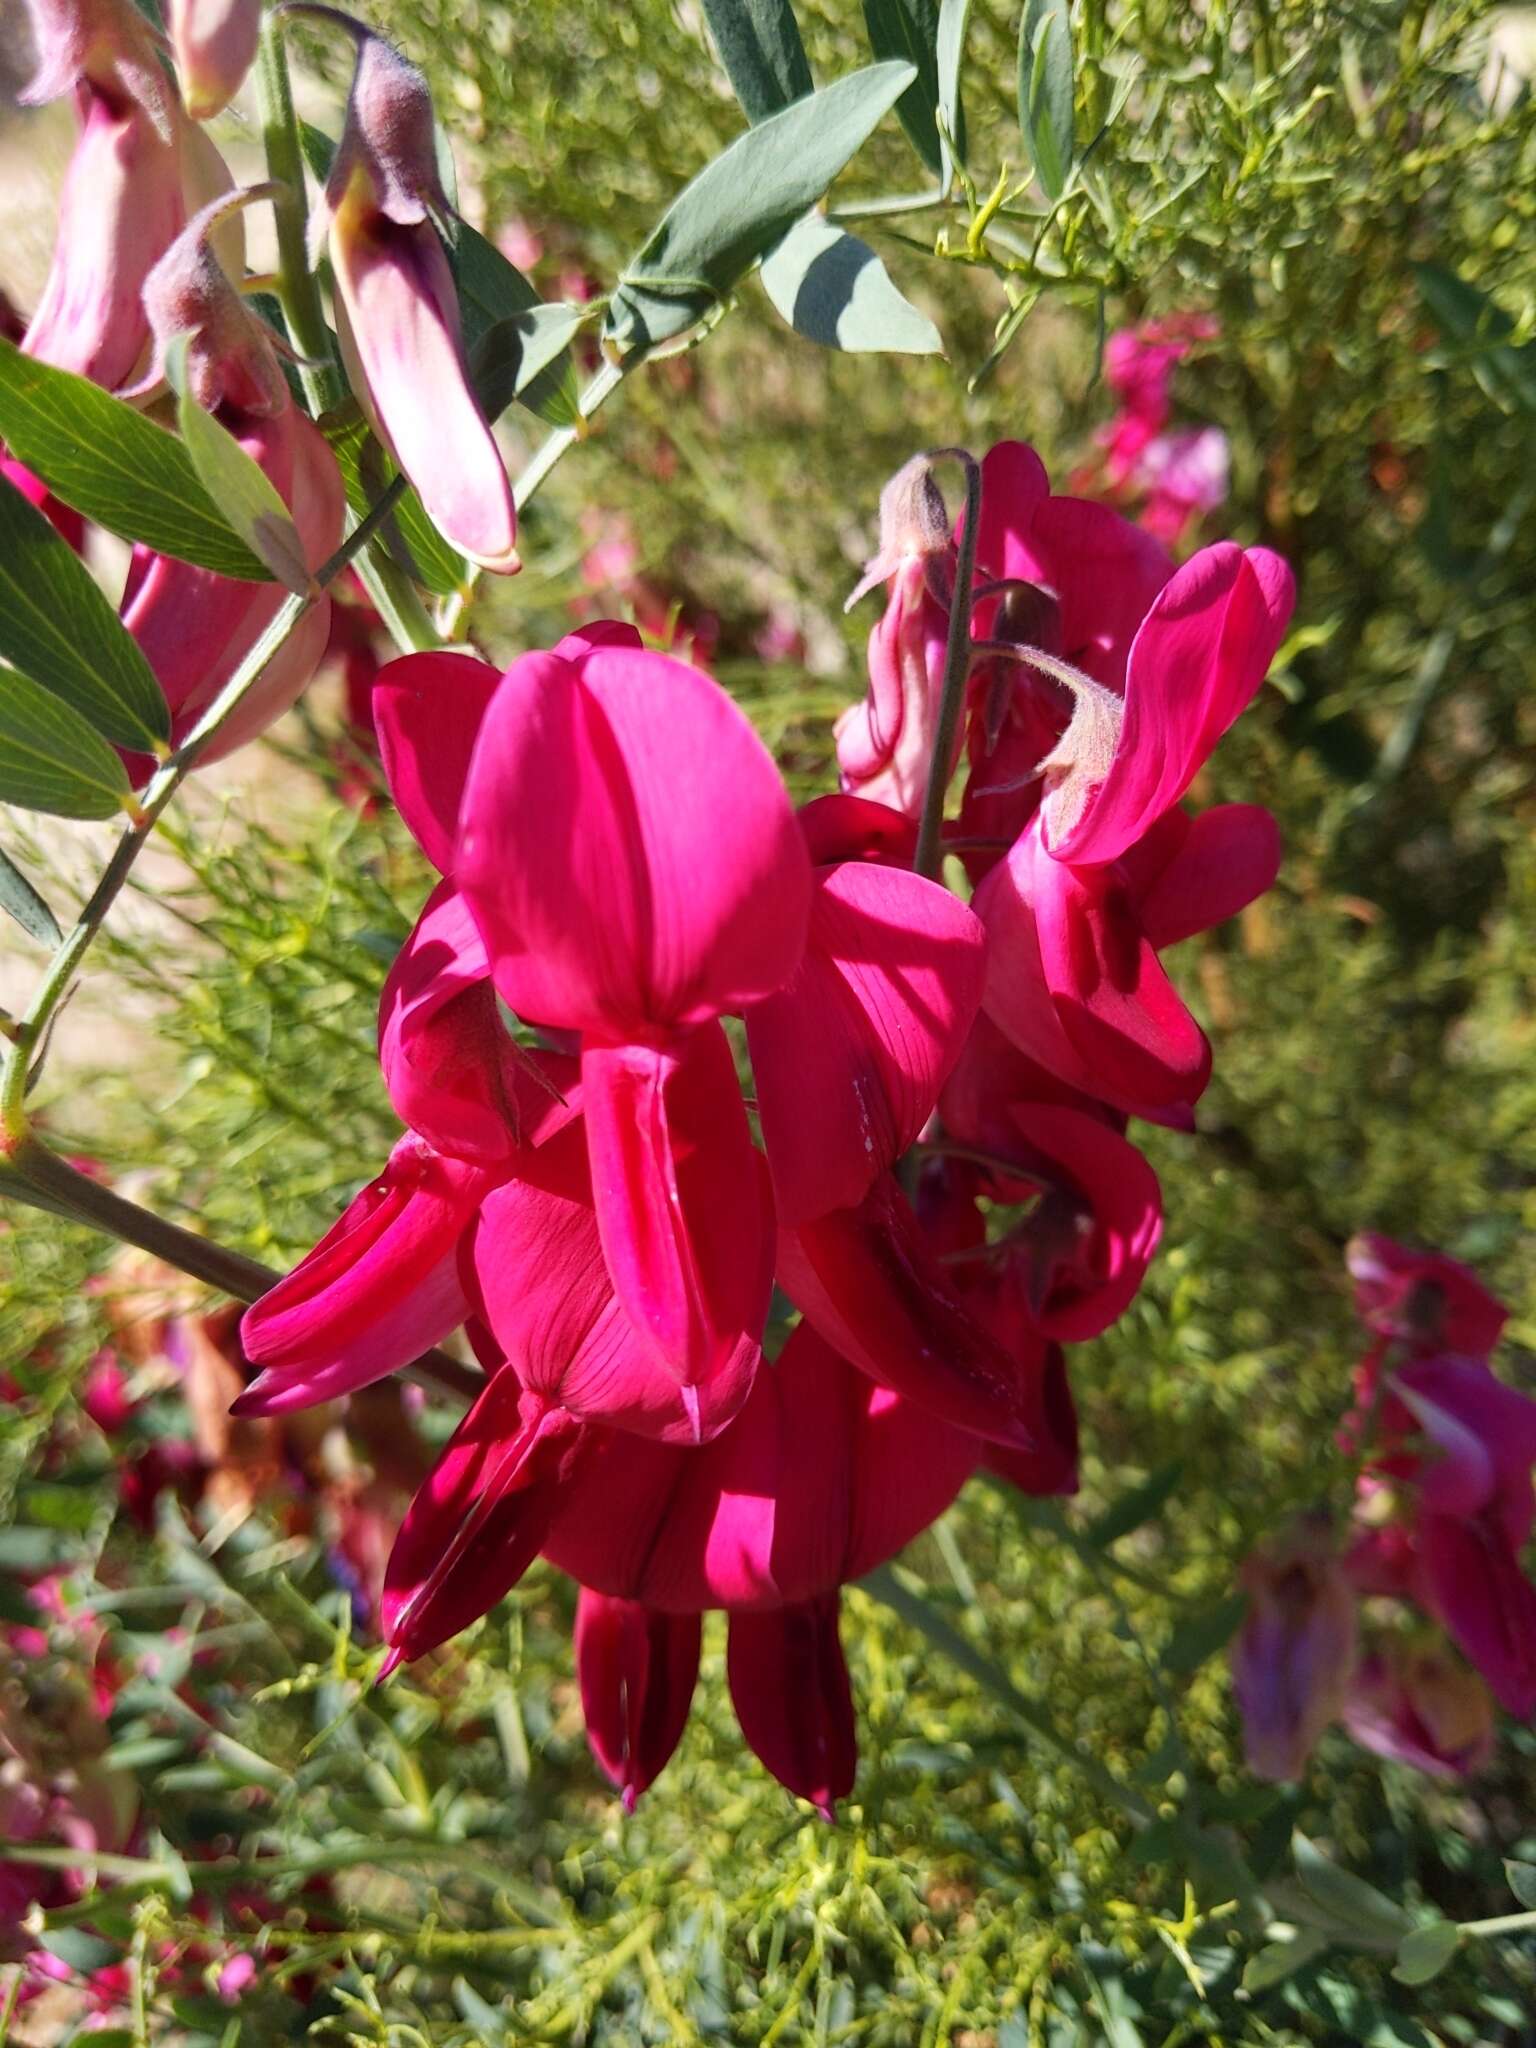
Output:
[165, 336, 310, 596]
[701, 0, 813, 119]
[760, 212, 941, 351]
[0, 667, 134, 819]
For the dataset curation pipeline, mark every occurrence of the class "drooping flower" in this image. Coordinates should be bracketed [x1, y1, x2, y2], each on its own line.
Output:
[299, 9, 517, 572]
[1346, 1232, 1508, 1360]
[1230, 1514, 1358, 1782]
[19, 0, 234, 391]
[456, 632, 812, 1391]
[120, 189, 346, 762]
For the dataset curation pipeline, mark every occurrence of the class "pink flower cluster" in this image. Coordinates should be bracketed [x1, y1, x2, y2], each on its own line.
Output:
[237, 439, 1294, 1811]
[1232, 1234, 1532, 1782]
[1091, 316, 1230, 545]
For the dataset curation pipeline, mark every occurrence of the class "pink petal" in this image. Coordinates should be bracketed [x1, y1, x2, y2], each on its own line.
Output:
[969, 440, 1052, 589]
[467, 1111, 759, 1442]
[777, 1173, 1048, 1449]
[236, 1137, 491, 1415]
[727, 1595, 856, 1815]
[981, 1347, 1079, 1496]
[581, 1023, 774, 1391]
[373, 651, 503, 873]
[1023, 494, 1172, 691]
[1346, 1234, 1509, 1359]
[333, 211, 517, 573]
[1049, 543, 1295, 865]
[834, 556, 951, 817]
[747, 862, 987, 1224]
[796, 792, 916, 868]
[168, 0, 260, 119]
[1395, 1357, 1536, 1545]
[381, 1371, 589, 1663]
[939, 1009, 1113, 1157]
[1127, 803, 1282, 948]
[1416, 1513, 1536, 1719]
[379, 880, 579, 1163]
[458, 640, 812, 1037]
[575, 1592, 700, 1809]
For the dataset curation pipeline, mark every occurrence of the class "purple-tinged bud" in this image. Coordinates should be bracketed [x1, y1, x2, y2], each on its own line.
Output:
[1343, 1641, 1495, 1780]
[1230, 1514, 1357, 1782]
[167, 0, 261, 121]
[292, 7, 518, 574]
[135, 186, 289, 417]
[844, 453, 954, 611]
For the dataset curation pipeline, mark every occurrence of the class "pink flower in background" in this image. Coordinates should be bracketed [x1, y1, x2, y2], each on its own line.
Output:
[1230, 1515, 1358, 1781]
[1094, 316, 1229, 545]
[1346, 1231, 1509, 1359]
[1343, 1642, 1495, 1780]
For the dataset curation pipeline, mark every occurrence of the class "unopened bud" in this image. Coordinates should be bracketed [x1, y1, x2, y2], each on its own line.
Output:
[136, 186, 288, 417]
[846, 454, 953, 610]
[167, 0, 261, 121]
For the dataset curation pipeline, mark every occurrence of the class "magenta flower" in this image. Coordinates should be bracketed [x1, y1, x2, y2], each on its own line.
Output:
[303, 12, 517, 573]
[120, 190, 346, 761]
[1230, 1515, 1358, 1782]
[456, 632, 811, 1391]
[1096, 316, 1229, 544]
[1342, 1642, 1495, 1780]
[1346, 1231, 1509, 1359]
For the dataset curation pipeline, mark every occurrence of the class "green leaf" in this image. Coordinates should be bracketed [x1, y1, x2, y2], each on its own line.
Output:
[1018, 0, 1075, 202]
[0, 844, 62, 947]
[0, 668, 134, 819]
[319, 405, 467, 600]
[452, 1977, 513, 2044]
[1505, 1858, 1536, 1909]
[1241, 1928, 1329, 1992]
[0, 478, 167, 750]
[39, 1929, 120, 1975]
[700, 0, 813, 120]
[471, 301, 588, 425]
[164, 337, 310, 596]
[0, 341, 268, 580]
[935, 0, 971, 181]
[450, 223, 582, 429]
[606, 61, 917, 357]
[1392, 1922, 1461, 1986]
[1292, 1832, 1414, 1947]
[760, 213, 941, 352]
[1084, 1460, 1183, 1547]
[862, 0, 953, 174]
[1414, 262, 1536, 413]
[1162, 1592, 1248, 1674]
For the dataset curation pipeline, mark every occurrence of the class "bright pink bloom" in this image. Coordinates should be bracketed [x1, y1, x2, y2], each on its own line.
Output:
[308, 16, 517, 572]
[576, 1595, 701, 1809]
[237, 1136, 497, 1415]
[835, 455, 956, 816]
[167, 0, 260, 119]
[1343, 1643, 1495, 1780]
[120, 191, 346, 761]
[1138, 426, 1231, 544]
[1230, 1515, 1357, 1782]
[0, 457, 85, 551]
[457, 635, 811, 1387]
[1346, 1232, 1508, 1359]
[746, 857, 987, 1223]
[1096, 317, 1228, 542]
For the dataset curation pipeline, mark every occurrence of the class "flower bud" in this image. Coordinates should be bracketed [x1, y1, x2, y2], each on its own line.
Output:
[167, 0, 261, 121]
[1230, 1514, 1357, 1781]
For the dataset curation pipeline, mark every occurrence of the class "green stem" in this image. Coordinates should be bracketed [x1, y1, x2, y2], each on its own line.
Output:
[913, 447, 982, 882]
[1460, 1909, 1536, 1940]
[253, 15, 343, 415]
[2, 1139, 480, 1402]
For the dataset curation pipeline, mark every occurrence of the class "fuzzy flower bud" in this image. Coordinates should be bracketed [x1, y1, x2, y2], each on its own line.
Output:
[167, 0, 261, 121]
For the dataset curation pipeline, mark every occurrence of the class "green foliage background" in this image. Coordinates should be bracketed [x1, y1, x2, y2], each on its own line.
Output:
[3, 0, 1536, 2040]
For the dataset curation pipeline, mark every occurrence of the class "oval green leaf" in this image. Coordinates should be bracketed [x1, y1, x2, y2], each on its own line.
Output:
[0, 844, 62, 947]
[450, 223, 583, 430]
[1018, 0, 1075, 203]
[1505, 1858, 1536, 1909]
[165, 336, 310, 595]
[1291, 1832, 1414, 1948]
[701, 0, 813, 120]
[0, 667, 134, 820]
[0, 475, 168, 750]
[760, 212, 941, 352]
[472, 301, 588, 425]
[606, 60, 917, 358]
[0, 341, 268, 580]
[1392, 1922, 1461, 1987]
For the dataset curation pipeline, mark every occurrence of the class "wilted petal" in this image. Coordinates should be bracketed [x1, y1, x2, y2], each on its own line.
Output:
[728, 1595, 856, 1816]
[576, 1592, 700, 1809]
[582, 1022, 773, 1392]
[747, 862, 987, 1223]
[778, 1172, 1047, 1449]
[1048, 544, 1295, 866]
[459, 641, 812, 1038]
[237, 1136, 493, 1415]
[467, 1108, 759, 1441]
[1343, 1643, 1496, 1779]
[1231, 1517, 1357, 1782]
[373, 652, 503, 872]
[380, 1369, 589, 1665]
